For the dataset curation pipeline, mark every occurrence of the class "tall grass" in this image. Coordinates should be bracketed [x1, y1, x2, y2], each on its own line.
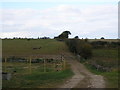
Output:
[3, 69, 74, 88]
[85, 48, 118, 88]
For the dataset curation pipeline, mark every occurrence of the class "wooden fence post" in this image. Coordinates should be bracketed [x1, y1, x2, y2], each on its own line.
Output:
[63, 59, 66, 70]
[5, 57, 7, 72]
[29, 57, 32, 73]
[44, 59, 47, 72]
[27, 58, 29, 63]
[54, 62, 55, 71]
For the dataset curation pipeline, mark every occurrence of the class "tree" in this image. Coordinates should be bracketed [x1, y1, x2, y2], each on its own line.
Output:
[65, 39, 78, 54]
[85, 38, 88, 42]
[74, 36, 79, 39]
[78, 43, 92, 59]
[54, 31, 71, 40]
[65, 39, 92, 59]
[101, 37, 105, 39]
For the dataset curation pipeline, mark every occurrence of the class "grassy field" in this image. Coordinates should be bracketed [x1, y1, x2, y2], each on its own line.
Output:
[2, 39, 74, 88]
[84, 48, 118, 88]
[2, 39, 119, 88]
[2, 39, 69, 57]
[87, 39, 118, 42]
[3, 62, 74, 88]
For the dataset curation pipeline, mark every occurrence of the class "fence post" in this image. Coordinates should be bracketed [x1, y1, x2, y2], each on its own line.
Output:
[54, 59, 56, 71]
[63, 59, 66, 70]
[44, 59, 46, 72]
[5, 57, 7, 72]
[27, 58, 29, 63]
[29, 57, 32, 73]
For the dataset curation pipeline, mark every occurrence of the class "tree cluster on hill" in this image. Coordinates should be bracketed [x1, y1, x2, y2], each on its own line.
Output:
[54, 31, 71, 40]
[54, 31, 92, 59]
[74, 36, 79, 39]
[40, 37, 50, 39]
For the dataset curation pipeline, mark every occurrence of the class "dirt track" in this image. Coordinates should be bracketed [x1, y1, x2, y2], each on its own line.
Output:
[59, 53, 105, 88]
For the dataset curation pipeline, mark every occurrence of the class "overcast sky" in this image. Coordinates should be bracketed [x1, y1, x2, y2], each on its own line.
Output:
[0, 0, 119, 39]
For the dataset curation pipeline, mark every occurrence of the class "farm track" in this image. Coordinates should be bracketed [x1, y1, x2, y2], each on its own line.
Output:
[59, 53, 105, 88]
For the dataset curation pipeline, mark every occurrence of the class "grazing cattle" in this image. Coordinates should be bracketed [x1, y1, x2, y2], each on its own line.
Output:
[39, 47, 41, 49]
[33, 48, 38, 50]
[33, 47, 42, 50]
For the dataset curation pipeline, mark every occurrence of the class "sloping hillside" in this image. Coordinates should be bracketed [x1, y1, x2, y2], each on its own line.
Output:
[2, 39, 69, 57]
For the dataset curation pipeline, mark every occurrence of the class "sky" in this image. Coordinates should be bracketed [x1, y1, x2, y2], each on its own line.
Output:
[0, 0, 119, 39]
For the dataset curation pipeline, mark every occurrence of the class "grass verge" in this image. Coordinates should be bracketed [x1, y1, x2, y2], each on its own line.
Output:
[85, 63, 118, 88]
[82, 48, 119, 88]
[3, 68, 74, 88]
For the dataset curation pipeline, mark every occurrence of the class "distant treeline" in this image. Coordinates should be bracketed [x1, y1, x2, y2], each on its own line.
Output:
[1, 36, 50, 40]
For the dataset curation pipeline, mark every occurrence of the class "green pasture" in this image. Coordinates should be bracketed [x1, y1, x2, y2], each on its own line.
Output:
[2, 39, 119, 88]
[2, 39, 73, 88]
[92, 48, 118, 68]
[87, 39, 118, 42]
[2, 61, 74, 88]
[2, 39, 69, 57]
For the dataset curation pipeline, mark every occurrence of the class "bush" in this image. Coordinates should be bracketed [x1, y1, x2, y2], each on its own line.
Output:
[65, 39, 92, 59]
[79, 43, 92, 59]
